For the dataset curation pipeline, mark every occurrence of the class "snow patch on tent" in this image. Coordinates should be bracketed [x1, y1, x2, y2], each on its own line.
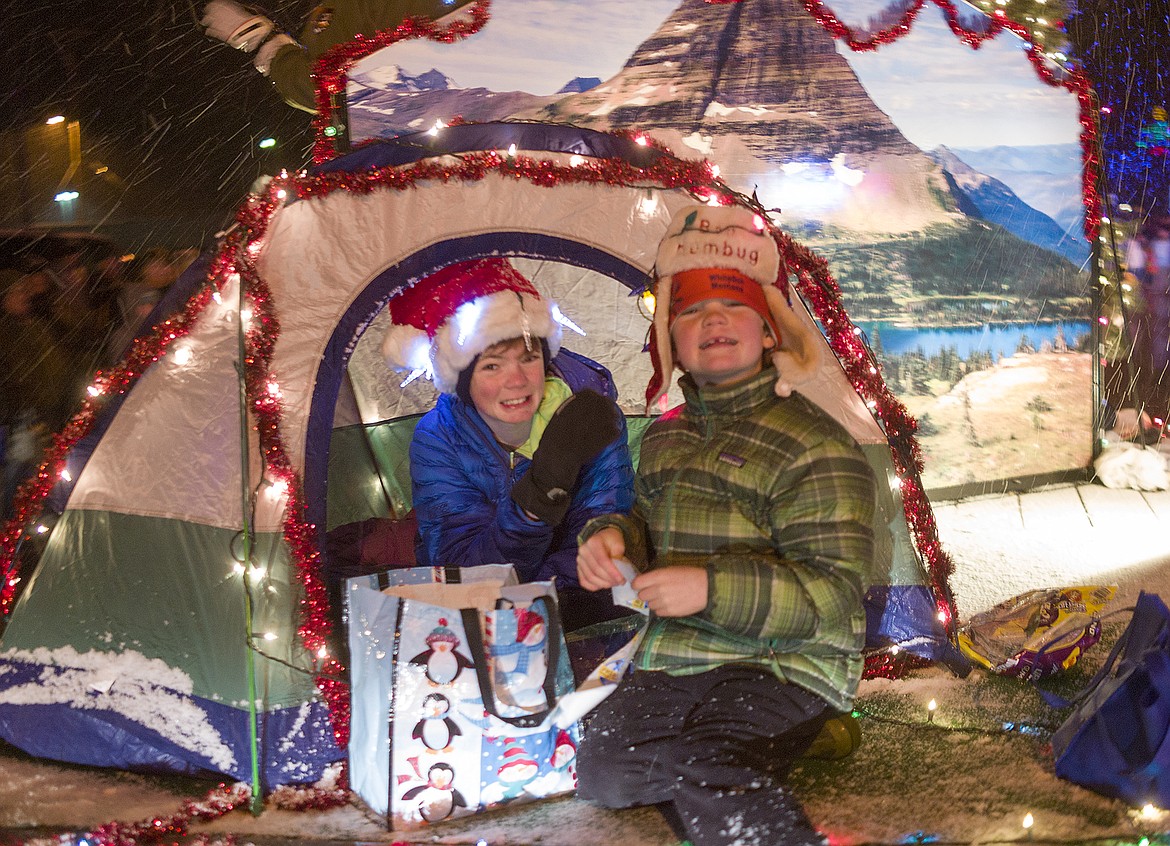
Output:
[276, 702, 314, 754]
[0, 645, 235, 770]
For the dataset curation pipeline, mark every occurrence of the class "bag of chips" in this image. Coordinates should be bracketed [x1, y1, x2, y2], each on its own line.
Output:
[957, 585, 1116, 680]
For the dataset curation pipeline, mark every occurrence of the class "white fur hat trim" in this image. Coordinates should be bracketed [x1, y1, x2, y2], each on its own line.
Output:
[428, 289, 562, 393]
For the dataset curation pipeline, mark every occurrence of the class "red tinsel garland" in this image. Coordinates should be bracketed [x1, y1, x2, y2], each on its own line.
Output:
[6, 778, 356, 846]
[83, 782, 251, 846]
[218, 186, 354, 746]
[310, 0, 492, 164]
[0, 143, 961, 783]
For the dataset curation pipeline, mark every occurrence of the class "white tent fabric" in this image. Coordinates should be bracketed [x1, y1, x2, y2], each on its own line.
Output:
[63, 164, 889, 533]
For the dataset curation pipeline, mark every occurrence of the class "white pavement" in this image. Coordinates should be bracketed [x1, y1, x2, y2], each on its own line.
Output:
[936, 481, 1170, 618]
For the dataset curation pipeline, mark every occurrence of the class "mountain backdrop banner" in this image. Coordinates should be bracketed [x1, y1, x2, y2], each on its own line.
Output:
[343, 0, 1092, 493]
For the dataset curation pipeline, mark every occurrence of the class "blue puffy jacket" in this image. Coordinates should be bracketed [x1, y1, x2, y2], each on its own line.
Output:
[410, 350, 634, 586]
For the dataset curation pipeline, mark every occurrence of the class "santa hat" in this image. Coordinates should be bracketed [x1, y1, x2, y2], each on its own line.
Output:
[554, 729, 576, 754]
[382, 258, 563, 393]
[645, 204, 821, 410]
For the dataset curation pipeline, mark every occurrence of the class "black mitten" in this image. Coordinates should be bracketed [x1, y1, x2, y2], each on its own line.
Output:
[511, 390, 621, 525]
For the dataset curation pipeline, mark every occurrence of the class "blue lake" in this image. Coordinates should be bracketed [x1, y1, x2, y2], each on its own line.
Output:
[855, 320, 1094, 359]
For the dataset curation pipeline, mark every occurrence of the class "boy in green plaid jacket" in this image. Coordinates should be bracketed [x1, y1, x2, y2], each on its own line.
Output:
[575, 204, 876, 846]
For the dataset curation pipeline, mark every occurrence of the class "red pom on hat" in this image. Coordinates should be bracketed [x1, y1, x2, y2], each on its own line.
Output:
[426, 617, 459, 647]
[382, 258, 563, 392]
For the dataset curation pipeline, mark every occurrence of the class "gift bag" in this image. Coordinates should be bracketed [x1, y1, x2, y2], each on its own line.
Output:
[957, 585, 1115, 680]
[1051, 591, 1170, 806]
[346, 564, 612, 829]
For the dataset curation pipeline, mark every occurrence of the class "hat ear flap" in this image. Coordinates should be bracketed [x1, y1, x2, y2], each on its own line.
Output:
[644, 275, 675, 412]
[763, 282, 822, 398]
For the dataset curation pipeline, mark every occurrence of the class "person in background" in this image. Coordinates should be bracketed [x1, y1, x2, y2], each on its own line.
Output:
[1106, 220, 1170, 444]
[30, 247, 115, 383]
[1126, 226, 1151, 287]
[1143, 222, 1170, 373]
[1102, 225, 1162, 442]
[0, 267, 76, 519]
[383, 257, 635, 632]
[105, 247, 182, 365]
[575, 204, 875, 846]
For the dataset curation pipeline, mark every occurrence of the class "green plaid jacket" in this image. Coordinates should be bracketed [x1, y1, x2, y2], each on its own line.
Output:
[585, 370, 876, 712]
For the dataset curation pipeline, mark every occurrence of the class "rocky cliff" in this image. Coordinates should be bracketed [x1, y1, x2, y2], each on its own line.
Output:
[535, 0, 921, 163]
[930, 146, 1085, 264]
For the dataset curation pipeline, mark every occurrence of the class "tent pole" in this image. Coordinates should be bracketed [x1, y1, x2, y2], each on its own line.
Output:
[235, 274, 265, 816]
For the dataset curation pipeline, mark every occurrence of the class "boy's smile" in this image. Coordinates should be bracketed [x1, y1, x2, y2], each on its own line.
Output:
[672, 298, 775, 388]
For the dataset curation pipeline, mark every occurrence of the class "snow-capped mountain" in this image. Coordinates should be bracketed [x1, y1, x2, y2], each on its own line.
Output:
[346, 60, 555, 140]
[949, 144, 1085, 236]
[350, 64, 460, 93]
[535, 0, 920, 162]
[520, 0, 967, 235]
[930, 146, 1087, 264]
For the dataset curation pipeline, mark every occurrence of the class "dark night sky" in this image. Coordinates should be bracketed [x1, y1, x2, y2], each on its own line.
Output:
[2, 0, 1168, 251]
[3, 1, 317, 249]
[1066, 0, 1170, 215]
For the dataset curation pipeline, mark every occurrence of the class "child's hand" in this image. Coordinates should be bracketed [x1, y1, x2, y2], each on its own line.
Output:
[577, 528, 626, 591]
[632, 567, 708, 617]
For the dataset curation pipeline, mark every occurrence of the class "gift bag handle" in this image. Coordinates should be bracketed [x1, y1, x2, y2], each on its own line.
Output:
[461, 595, 564, 728]
[1042, 595, 1161, 709]
[374, 564, 463, 590]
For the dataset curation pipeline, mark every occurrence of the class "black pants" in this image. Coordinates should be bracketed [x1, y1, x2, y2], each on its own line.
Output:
[576, 665, 830, 846]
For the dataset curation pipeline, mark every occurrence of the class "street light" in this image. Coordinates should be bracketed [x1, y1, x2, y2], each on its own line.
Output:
[57, 119, 81, 194]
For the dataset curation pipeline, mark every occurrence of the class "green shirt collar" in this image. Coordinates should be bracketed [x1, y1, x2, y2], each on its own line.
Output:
[514, 376, 574, 459]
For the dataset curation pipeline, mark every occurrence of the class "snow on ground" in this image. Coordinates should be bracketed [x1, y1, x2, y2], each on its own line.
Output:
[938, 483, 1170, 616]
[2, 482, 1170, 845]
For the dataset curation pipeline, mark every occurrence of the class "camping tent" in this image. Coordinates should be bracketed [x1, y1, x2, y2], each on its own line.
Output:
[0, 122, 954, 791]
